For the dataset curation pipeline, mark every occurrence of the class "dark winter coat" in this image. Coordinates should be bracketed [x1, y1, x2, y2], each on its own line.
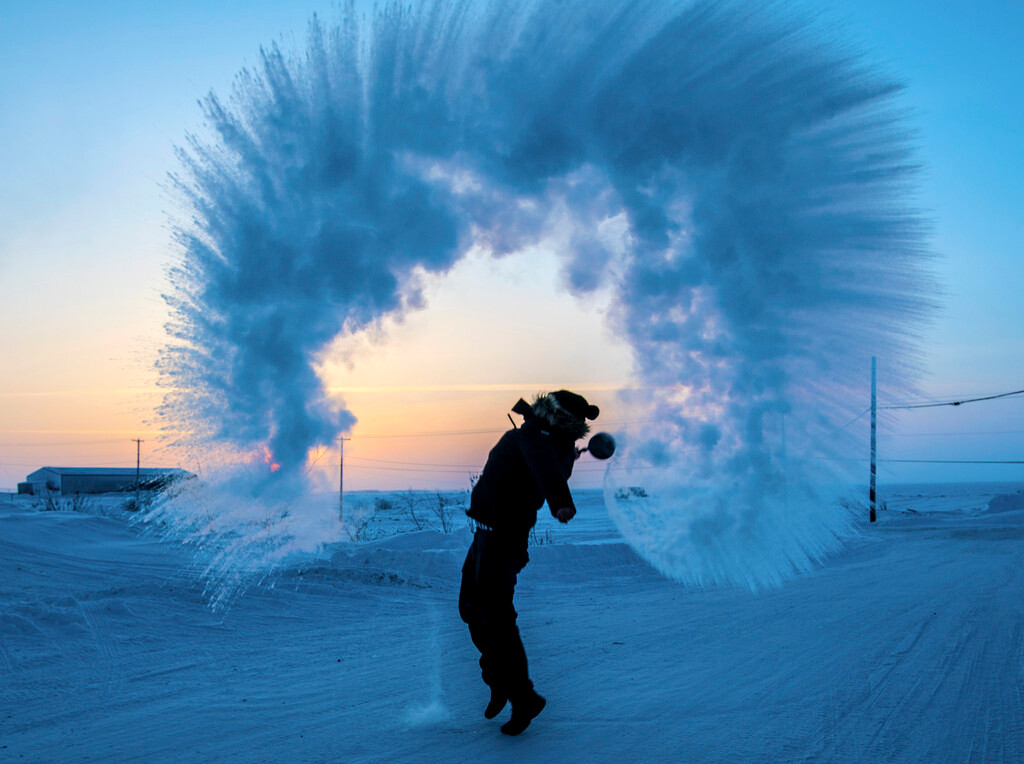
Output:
[467, 416, 578, 555]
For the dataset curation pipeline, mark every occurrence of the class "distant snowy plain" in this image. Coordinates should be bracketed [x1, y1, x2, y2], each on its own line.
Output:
[3, 483, 1023, 762]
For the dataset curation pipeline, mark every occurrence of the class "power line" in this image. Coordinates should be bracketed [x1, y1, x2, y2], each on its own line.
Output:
[0, 417, 655, 448]
[837, 407, 871, 431]
[341, 464, 478, 475]
[345, 456, 482, 469]
[809, 457, 1024, 465]
[0, 439, 128, 447]
[880, 388, 1023, 406]
[341, 416, 658, 440]
[880, 388, 1024, 410]
[348, 428, 505, 439]
[0, 458, 180, 468]
[886, 430, 1024, 437]
[880, 459, 1024, 465]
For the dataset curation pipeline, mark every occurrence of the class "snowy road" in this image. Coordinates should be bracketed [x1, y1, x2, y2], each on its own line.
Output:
[2, 489, 1023, 762]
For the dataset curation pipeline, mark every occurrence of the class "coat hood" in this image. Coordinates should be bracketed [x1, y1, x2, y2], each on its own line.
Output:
[531, 392, 593, 440]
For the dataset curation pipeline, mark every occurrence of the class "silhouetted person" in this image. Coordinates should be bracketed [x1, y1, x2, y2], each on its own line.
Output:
[459, 390, 599, 735]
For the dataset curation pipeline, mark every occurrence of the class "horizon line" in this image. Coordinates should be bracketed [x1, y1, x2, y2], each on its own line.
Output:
[0, 383, 634, 397]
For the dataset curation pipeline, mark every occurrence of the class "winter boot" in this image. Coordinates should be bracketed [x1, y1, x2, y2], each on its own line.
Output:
[484, 687, 508, 719]
[500, 691, 546, 736]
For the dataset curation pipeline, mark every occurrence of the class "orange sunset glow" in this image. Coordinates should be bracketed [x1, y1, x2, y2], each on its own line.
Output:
[1, 249, 633, 491]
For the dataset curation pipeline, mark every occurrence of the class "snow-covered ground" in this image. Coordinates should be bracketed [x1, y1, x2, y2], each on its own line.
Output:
[2, 483, 1023, 762]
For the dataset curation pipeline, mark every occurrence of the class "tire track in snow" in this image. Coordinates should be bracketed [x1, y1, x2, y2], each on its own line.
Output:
[864, 613, 934, 699]
[803, 529, 1024, 763]
[74, 595, 127, 701]
[866, 613, 972, 761]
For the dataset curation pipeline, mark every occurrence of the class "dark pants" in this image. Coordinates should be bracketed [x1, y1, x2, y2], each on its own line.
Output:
[458, 529, 534, 702]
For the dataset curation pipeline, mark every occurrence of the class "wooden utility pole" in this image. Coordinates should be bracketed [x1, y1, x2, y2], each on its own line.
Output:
[339, 436, 351, 523]
[132, 438, 144, 508]
[870, 357, 877, 523]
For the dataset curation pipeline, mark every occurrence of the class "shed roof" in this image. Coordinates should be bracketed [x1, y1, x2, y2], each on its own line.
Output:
[27, 467, 192, 478]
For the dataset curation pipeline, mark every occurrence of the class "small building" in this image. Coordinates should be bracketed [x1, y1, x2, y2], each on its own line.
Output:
[19, 467, 194, 495]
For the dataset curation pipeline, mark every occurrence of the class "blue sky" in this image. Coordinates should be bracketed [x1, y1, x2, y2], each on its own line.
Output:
[814, 0, 1024, 483]
[0, 0, 1021, 488]
[822, 0, 1023, 387]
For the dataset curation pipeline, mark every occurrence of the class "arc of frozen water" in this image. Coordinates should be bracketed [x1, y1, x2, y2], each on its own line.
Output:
[155, 0, 936, 593]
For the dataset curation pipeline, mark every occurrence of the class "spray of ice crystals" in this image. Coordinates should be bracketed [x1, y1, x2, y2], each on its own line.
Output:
[155, 0, 936, 592]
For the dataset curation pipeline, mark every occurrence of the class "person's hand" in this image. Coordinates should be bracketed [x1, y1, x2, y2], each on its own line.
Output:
[555, 507, 576, 523]
[572, 446, 582, 461]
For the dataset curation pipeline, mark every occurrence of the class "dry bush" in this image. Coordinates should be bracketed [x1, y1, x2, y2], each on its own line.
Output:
[430, 491, 457, 533]
[123, 492, 157, 512]
[396, 489, 426, 531]
[529, 525, 552, 547]
[35, 492, 96, 513]
[344, 500, 380, 542]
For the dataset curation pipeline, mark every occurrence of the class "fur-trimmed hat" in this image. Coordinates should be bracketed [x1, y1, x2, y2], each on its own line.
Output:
[531, 390, 599, 440]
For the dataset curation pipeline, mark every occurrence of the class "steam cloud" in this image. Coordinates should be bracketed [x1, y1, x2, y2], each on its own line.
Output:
[157, 0, 935, 590]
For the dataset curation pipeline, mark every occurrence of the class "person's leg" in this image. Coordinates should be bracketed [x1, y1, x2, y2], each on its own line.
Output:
[477, 538, 533, 705]
[459, 531, 504, 702]
[462, 530, 544, 732]
[477, 539, 546, 735]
